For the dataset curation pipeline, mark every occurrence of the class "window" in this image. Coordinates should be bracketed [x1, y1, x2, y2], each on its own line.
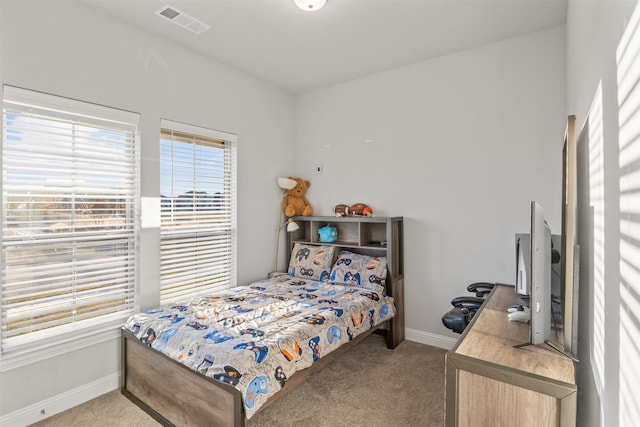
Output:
[1, 86, 140, 352]
[159, 120, 236, 304]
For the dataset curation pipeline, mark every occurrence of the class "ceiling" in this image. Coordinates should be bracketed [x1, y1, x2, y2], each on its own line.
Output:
[83, 0, 568, 94]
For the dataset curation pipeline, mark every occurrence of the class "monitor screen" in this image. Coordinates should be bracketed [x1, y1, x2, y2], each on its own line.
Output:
[529, 201, 551, 345]
[514, 202, 553, 346]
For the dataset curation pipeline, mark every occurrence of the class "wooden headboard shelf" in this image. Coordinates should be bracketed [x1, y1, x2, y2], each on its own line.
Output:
[287, 215, 404, 348]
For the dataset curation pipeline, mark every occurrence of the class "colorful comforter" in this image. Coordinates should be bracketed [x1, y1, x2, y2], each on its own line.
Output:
[123, 275, 396, 418]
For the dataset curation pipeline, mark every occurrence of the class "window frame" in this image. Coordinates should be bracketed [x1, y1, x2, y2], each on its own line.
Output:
[159, 119, 237, 305]
[0, 86, 140, 369]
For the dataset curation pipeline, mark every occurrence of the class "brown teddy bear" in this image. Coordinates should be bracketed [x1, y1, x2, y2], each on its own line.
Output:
[281, 177, 313, 217]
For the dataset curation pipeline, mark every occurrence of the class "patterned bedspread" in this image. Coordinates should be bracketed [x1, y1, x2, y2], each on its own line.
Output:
[123, 275, 396, 418]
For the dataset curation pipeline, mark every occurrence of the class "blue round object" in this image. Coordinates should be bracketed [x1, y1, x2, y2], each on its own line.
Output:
[318, 225, 338, 243]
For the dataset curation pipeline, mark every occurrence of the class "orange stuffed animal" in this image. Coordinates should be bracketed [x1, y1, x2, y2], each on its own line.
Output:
[281, 177, 313, 217]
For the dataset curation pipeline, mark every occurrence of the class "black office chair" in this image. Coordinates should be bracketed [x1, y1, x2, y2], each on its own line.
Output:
[442, 282, 495, 334]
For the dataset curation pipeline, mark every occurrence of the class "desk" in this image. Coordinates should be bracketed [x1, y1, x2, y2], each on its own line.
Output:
[445, 284, 576, 427]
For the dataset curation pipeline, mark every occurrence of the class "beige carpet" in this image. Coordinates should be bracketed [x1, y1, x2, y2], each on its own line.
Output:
[31, 334, 447, 427]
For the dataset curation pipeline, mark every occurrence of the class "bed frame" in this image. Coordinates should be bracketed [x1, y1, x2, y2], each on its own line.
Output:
[121, 217, 404, 426]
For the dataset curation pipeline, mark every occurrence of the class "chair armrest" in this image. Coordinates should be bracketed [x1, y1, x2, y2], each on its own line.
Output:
[466, 282, 495, 298]
[450, 296, 485, 310]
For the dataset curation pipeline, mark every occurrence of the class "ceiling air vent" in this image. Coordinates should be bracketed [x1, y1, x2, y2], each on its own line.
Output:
[155, 5, 211, 34]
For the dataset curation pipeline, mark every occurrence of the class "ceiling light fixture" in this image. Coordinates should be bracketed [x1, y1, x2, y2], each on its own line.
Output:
[295, 0, 327, 12]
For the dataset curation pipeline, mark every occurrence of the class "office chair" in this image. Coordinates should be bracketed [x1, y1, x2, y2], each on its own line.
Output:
[442, 282, 495, 334]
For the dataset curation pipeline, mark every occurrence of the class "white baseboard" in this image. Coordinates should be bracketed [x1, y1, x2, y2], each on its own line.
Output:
[405, 327, 458, 350]
[0, 372, 120, 427]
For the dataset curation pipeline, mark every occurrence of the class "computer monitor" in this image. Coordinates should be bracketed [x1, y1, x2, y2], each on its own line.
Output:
[515, 233, 530, 296]
[529, 201, 551, 345]
[514, 201, 552, 345]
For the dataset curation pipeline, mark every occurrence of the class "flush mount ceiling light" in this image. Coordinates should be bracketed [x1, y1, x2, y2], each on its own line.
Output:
[295, 0, 327, 12]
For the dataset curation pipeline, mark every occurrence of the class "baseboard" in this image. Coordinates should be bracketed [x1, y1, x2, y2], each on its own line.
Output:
[405, 327, 458, 350]
[0, 372, 120, 427]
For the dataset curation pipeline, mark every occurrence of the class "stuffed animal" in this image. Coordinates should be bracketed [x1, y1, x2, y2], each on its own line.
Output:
[282, 177, 313, 217]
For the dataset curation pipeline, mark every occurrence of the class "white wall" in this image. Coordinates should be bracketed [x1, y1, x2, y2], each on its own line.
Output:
[567, 1, 640, 425]
[295, 26, 567, 344]
[0, 1, 295, 422]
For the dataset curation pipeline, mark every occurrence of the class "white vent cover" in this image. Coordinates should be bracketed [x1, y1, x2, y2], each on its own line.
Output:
[155, 5, 211, 34]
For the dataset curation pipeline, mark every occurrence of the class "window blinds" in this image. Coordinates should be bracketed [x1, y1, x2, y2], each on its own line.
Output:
[1, 86, 140, 350]
[159, 120, 236, 304]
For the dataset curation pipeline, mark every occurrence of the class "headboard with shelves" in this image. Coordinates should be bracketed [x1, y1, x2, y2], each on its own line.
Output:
[287, 215, 404, 348]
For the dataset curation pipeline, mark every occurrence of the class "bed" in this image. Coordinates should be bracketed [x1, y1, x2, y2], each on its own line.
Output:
[121, 231, 404, 426]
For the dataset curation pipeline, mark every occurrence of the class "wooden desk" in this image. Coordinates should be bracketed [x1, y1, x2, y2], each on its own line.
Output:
[445, 284, 576, 427]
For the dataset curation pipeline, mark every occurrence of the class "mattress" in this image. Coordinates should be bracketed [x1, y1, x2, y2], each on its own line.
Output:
[123, 275, 396, 418]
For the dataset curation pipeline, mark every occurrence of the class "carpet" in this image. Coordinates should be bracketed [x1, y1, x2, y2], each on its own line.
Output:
[31, 334, 446, 427]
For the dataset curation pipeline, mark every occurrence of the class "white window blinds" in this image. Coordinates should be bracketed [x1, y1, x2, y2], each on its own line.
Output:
[159, 120, 236, 304]
[1, 86, 140, 351]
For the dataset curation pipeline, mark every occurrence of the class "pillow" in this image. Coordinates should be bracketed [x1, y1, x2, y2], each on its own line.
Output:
[329, 250, 387, 293]
[288, 243, 335, 281]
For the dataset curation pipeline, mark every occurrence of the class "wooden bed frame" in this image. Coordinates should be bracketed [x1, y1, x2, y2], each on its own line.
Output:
[121, 217, 404, 426]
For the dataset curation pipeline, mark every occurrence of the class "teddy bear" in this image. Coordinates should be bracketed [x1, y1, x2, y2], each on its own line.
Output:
[281, 177, 313, 217]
